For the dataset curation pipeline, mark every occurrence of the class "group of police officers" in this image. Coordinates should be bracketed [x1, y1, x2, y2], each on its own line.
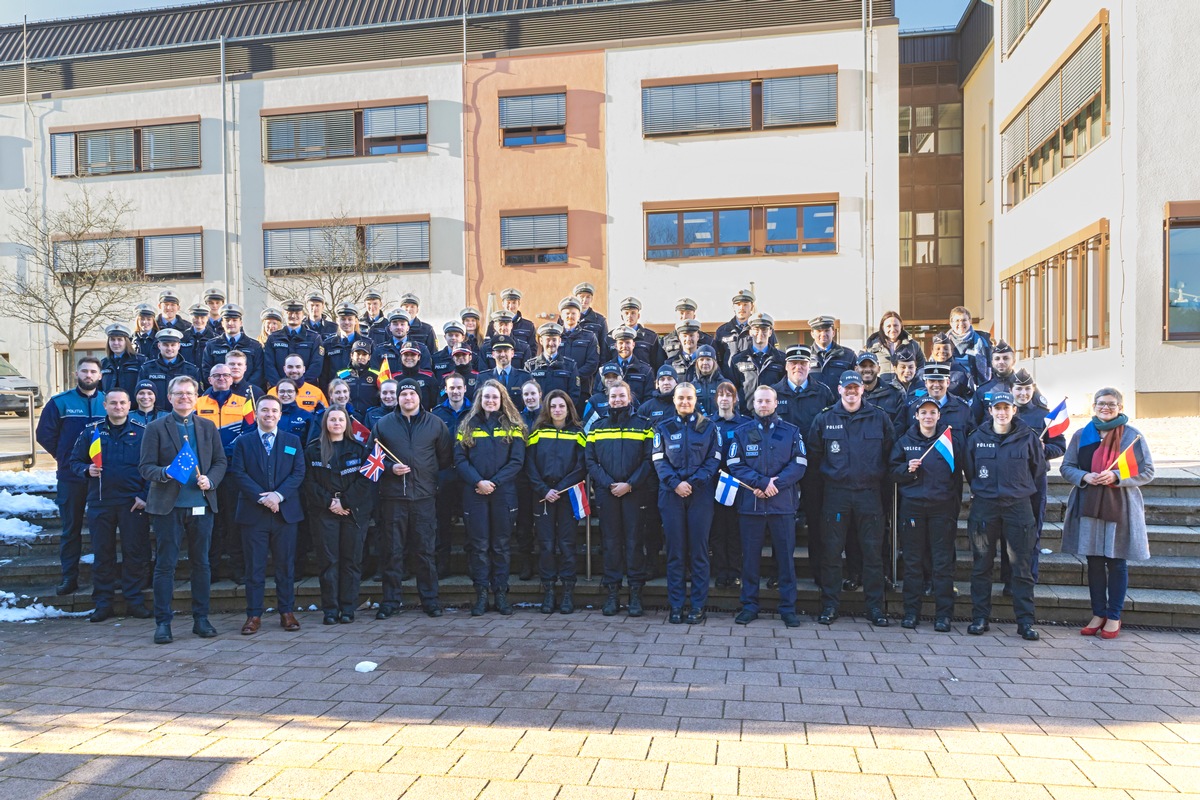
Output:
[36, 281, 1057, 640]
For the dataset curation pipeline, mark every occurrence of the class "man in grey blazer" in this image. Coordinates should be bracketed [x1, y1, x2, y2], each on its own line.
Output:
[139, 375, 228, 644]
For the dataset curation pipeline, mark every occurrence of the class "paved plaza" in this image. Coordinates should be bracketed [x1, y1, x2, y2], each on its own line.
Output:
[1, 610, 1200, 799]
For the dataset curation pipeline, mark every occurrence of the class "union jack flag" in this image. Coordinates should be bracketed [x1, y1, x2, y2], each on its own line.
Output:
[360, 441, 386, 482]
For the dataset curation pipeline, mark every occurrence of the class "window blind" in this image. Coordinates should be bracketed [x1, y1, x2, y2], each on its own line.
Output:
[1000, 110, 1027, 175]
[51, 133, 76, 177]
[141, 122, 201, 171]
[1026, 79, 1060, 149]
[263, 110, 356, 161]
[761, 73, 837, 127]
[642, 80, 752, 135]
[263, 226, 356, 270]
[1061, 28, 1103, 119]
[53, 237, 136, 272]
[144, 233, 202, 275]
[365, 221, 430, 265]
[499, 93, 566, 129]
[500, 214, 567, 250]
[363, 104, 428, 138]
[78, 129, 135, 175]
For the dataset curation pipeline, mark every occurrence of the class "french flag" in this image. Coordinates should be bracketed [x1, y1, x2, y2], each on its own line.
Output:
[566, 481, 591, 520]
[1044, 397, 1069, 439]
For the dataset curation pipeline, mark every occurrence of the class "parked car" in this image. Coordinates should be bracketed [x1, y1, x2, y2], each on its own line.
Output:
[0, 354, 42, 416]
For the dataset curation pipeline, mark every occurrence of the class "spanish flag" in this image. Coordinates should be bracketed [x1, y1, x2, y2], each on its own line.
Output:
[242, 392, 256, 427]
[1113, 437, 1142, 481]
[374, 356, 393, 383]
[88, 426, 102, 468]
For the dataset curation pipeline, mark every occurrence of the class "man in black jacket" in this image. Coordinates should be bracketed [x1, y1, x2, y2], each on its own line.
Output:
[202, 303, 265, 389]
[368, 377, 455, 618]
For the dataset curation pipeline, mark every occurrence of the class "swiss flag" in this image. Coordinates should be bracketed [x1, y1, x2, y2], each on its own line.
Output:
[350, 417, 371, 445]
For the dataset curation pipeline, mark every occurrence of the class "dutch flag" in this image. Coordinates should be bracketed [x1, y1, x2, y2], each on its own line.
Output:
[933, 426, 955, 471]
[1044, 397, 1069, 439]
[715, 471, 741, 507]
[566, 481, 591, 520]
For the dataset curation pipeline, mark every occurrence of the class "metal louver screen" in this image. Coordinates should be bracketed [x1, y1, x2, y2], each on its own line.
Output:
[263, 110, 356, 161]
[1026, 79, 1060, 149]
[1061, 28, 1103, 119]
[144, 233, 202, 276]
[761, 73, 837, 127]
[1002, 0, 1027, 52]
[363, 104, 427, 138]
[499, 93, 566, 129]
[1000, 110, 1027, 175]
[53, 237, 136, 272]
[77, 128, 135, 175]
[141, 122, 201, 171]
[500, 214, 567, 250]
[642, 80, 752, 135]
[263, 226, 357, 271]
[51, 133, 76, 177]
[366, 222, 429, 265]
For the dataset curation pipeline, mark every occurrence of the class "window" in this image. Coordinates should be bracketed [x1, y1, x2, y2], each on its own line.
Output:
[642, 71, 836, 136]
[499, 93, 566, 147]
[1001, 19, 1107, 208]
[264, 220, 431, 272]
[51, 119, 200, 178]
[52, 231, 202, 279]
[1002, 0, 1051, 57]
[999, 221, 1109, 357]
[1164, 209, 1200, 341]
[262, 103, 427, 163]
[500, 213, 568, 265]
[899, 107, 911, 154]
[900, 103, 961, 157]
[645, 199, 837, 261]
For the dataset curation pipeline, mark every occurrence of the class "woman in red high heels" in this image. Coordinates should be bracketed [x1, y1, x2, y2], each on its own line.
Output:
[1060, 388, 1155, 639]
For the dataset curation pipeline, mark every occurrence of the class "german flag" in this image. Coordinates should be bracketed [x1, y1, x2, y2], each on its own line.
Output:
[1113, 437, 1142, 481]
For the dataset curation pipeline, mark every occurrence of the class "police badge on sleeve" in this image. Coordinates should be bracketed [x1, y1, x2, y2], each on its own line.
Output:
[830, 441, 841, 454]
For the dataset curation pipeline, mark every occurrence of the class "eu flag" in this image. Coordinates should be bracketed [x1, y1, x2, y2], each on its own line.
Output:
[165, 438, 199, 484]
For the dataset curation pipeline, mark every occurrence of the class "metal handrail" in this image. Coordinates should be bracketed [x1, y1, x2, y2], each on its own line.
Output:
[0, 389, 36, 469]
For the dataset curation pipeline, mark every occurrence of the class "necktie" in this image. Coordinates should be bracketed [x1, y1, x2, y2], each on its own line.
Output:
[501, 370, 508, 387]
[263, 432, 274, 455]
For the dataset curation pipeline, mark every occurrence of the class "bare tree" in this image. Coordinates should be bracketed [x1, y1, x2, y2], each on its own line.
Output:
[0, 188, 146, 367]
[252, 215, 380, 310]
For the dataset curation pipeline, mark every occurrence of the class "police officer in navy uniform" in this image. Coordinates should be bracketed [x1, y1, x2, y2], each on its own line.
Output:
[715, 288, 776, 374]
[727, 385, 807, 628]
[637, 365, 680, 578]
[606, 297, 661, 370]
[858, 351, 907, 429]
[101, 323, 146, 397]
[557, 297, 601, 391]
[809, 316, 856, 394]
[203, 304, 266, 389]
[485, 288, 538, 349]
[153, 289, 190, 335]
[668, 319, 705, 378]
[582, 363, 627, 431]
[1010, 368, 1064, 587]
[889, 346, 924, 403]
[321, 303, 366, 387]
[971, 339, 1018, 426]
[771, 345, 834, 589]
[138, 329, 202, 411]
[902, 363, 973, 437]
[442, 346, 481, 401]
[184, 305, 215, 363]
[394, 343, 441, 410]
[686, 344, 726, 416]
[479, 336, 531, 408]
[597, 325, 655, 402]
[730, 313, 786, 407]
[928, 332, 975, 400]
[361, 291, 389, 338]
[132, 304, 158, 357]
[303, 293, 338, 339]
[202, 288, 226, 338]
[571, 282, 608, 350]
[964, 391, 1045, 641]
[265, 299, 326, 387]
[659, 298, 713, 364]
[483, 311, 534, 369]
[69, 387, 152, 622]
[341, 340, 380, 415]
[808, 371, 895, 627]
[434, 321, 483, 377]
[653, 382, 722, 624]
[399, 293, 439, 354]
[527, 322, 583, 410]
[370, 309, 432, 373]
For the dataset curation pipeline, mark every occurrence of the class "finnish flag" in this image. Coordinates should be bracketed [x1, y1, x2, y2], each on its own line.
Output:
[715, 470, 740, 507]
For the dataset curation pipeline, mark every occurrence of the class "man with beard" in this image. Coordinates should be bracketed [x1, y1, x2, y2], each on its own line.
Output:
[808, 316, 857, 394]
[668, 319, 705, 378]
[971, 339, 1018, 425]
[659, 298, 713, 364]
[138, 329, 203, 411]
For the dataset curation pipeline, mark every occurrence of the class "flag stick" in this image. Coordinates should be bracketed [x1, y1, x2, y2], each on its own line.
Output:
[585, 477, 592, 581]
[1104, 434, 1143, 472]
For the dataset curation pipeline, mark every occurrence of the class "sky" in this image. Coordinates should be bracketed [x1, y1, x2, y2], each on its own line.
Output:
[1, 0, 971, 29]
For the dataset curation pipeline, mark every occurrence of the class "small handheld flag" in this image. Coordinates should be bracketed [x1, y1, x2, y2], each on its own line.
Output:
[88, 426, 103, 468]
[1109, 435, 1143, 481]
[715, 471, 741, 507]
[164, 438, 199, 484]
[350, 416, 371, 445]
[360, 441, 386, 482]
[932, 426, 954, 471]
[374, 356, 393, 383]
[336, 368, 352, 380]
[566, 481, 591, 520]
[1044, 397, 1069, 439]
[242, 392, 256, 427]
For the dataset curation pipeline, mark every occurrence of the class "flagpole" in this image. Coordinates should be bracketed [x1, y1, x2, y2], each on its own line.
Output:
[1104, 434, 1143, 472]
[585, 477, 592, 581]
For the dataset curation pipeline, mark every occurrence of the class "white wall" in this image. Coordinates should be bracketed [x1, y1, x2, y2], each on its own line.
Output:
[604, 25, 899, 348]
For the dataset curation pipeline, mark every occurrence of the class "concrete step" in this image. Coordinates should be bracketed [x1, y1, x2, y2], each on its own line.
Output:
[18, 576, 1200, 630]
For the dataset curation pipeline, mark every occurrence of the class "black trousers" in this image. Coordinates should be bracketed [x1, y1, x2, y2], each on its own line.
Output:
[535, 497, 577, 583]
[969, 497, 1037, 626]
[312, 511, 369, 615]
[709, 503, 741, 581]
[598, 491, 646, 588]
[899, 498, 959, 619]
[846, 484, 895, 583]
[86, 504, 150, 609]
[379, 498, 438, 608]
[463, 485, 517, 592]
[819, 486, 885, 612]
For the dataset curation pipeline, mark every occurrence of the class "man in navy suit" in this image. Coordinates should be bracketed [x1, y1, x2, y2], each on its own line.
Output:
[229, 394, 306, 634]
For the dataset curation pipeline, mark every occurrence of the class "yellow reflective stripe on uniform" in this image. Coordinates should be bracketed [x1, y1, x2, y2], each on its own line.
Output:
[587, 429, 653, 442]
[528, 429, 586, 447]
[457, 428, 525, 441]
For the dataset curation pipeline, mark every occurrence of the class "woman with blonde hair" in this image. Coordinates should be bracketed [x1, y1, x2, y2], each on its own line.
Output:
[456, 379, 527, 616]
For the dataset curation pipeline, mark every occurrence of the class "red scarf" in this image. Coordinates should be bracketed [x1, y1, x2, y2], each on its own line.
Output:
[1083, 425, 1128, 523]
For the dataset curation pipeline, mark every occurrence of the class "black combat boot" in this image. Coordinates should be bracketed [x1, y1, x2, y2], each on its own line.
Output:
[560, 581, 576, 614]
[627, 586, 644, 617]
[540, 583, 556, 614]
[471, 586, 489, 617]
[494, 590, 514, 616]
[602, 585, 620, 616]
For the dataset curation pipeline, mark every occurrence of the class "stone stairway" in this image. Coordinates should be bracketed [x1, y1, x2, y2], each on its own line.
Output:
[3, 469, 1199, 628]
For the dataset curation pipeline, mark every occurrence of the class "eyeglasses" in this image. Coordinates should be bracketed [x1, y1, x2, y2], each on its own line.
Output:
[1094, 402, 1120, 410]
[210, 374, 232, 380]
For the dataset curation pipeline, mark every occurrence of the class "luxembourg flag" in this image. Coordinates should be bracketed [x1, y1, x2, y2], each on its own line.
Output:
[1044, 397, 1069, 439]
[932, 426, 955, 471]
[566, 481, 591, 520]
[715, 471, 740, 507]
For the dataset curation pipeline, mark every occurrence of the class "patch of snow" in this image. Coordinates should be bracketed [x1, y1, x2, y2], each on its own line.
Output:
[354, 661, 378, 673]
[0, 470, 57, 493]
[0, 590, 89, 623]
[0, 490, 57, 517]
[0, 517, 43, 543]
[307, 604, 318, 611]
[79, 554, 94, 565]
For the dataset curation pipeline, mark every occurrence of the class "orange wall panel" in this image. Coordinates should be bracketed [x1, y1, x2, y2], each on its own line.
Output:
[464, 51, 608, 325]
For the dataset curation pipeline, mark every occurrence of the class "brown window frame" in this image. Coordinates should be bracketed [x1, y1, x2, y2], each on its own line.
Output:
[50, 119, 202, 178]
[1163, 205, 1200, 342]
[51, 227, 204, 282]
[502, 248, 569, 266]
[261, 102, 429, 164]
[644, 197, 838, 262]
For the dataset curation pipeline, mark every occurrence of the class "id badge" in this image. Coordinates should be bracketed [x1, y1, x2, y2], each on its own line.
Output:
[192, 506, 206, 516]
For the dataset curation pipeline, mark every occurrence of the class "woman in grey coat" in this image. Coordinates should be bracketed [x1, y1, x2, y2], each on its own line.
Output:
[1060, 387, 1155, 639]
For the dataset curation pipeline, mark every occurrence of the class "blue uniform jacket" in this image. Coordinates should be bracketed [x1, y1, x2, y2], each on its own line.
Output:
[101, 353, 145, 397]
[36, 388, 106, 483]
[455, 413, 526, 486]
[68, 418, 149, 505]
[1016, 400, 1066, 461]
[264, 326, 325, 387]
[726, 413, 806, 515]
[807, 401, 895, 490]
[964, 417, 1046, 504]
[652, 414, 721, 491]
[137, 357, 202, 411]
[228, 428, 307, 525]
[526, 425, 588, 497]
[201, 334, 265, 388]
[889, 424, 965, 506]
